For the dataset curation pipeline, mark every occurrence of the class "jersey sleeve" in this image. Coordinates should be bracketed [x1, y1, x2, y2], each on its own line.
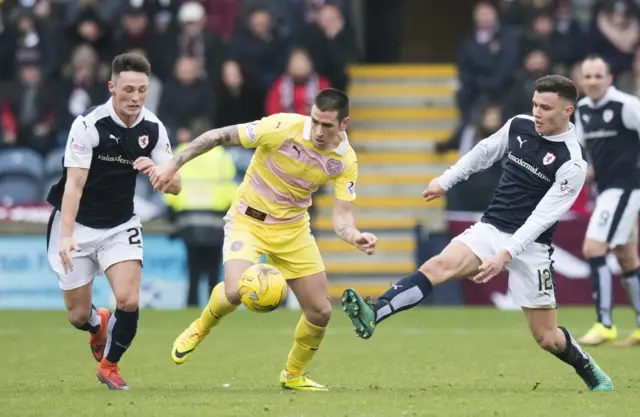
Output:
[437, 117, 512, 190]
[237, 114, 288, 149]
[64, 116, 99, 169]
[150, 121, 173, 164]
[333, 160, 358, 202]
[621, 96, 640, 134]
[503, 159, 587, 258]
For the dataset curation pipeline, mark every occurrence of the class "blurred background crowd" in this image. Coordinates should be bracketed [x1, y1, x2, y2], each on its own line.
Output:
[1, 0, 640, 307]
[440, 0, 640, 214]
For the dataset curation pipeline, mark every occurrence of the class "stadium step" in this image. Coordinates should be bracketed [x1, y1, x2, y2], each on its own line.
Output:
[325, 260, 415, 276]
[314, 195, 443, 210]
[349, 85, 455, 108]
[317, 236, 415, 253]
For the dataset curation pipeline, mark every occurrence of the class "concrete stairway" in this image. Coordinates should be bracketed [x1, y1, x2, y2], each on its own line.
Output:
[312, 65, 460, 298]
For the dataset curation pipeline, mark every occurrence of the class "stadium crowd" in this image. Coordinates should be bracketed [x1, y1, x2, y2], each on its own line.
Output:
[440, 0, 640, 214]
[0, 0, 357, 207]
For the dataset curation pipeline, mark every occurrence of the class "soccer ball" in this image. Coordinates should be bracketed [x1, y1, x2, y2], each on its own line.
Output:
[238, 263, 288, 312]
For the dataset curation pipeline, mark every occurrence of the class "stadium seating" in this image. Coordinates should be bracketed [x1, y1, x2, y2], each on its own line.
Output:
[0, 148, 45, 205]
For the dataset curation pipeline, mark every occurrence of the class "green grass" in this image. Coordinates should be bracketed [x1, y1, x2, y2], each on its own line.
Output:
[1, 307, 639, 417]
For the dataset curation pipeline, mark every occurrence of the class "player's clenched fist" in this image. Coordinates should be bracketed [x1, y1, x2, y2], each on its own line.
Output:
[354, 232, 377, 255]
[422, 178, 446, 202]
[59, 235, 80, 273]
[150, 159, 178, 192]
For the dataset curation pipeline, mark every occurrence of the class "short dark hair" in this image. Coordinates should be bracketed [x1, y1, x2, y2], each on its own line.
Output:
[582, 54, 611, 74]
[533, 75, 579, 105]
[111, 52, 151, 78]
[314, 88, 350, 122]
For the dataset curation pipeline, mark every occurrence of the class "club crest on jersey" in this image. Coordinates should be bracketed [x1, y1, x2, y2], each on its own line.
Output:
[603, 109, 614, 123]
[543, 152, 555, 165]
[326, 158, 343, 175]
[138, 135, 149, 149]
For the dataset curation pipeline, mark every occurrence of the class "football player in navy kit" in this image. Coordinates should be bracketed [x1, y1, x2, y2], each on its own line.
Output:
[46, 53, 181, 390]
[575, 56, 640, 347]
[341, 75, 613, 391]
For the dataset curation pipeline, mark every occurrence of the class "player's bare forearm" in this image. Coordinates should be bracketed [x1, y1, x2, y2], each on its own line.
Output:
[174, 126, 240, 168]
[60, 168, 88, 237]
[332, 200, 360, 244]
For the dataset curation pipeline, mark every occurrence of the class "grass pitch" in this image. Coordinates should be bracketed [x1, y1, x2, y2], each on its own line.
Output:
[1, 307, 639, 417]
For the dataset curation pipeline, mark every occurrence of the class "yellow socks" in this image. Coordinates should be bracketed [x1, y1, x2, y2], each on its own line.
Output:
[284, 315, 326, 376]
[195, 283, 238, 333]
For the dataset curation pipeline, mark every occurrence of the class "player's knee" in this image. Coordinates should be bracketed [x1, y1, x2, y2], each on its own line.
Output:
[582, 239, 607, 259]
[533, 329, 560, 352]
[304, 303, 332, 327]
[613, 245, 638, 271]
[67, 308, 91, 328]
[224, 283, 242, 304]
[420, 255, 456, 285]
[115, 294, 139, 312]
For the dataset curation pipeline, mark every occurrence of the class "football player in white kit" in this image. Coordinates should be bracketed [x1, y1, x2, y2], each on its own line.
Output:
[46, 53, 181, 390]
[575, 56, 640, 347]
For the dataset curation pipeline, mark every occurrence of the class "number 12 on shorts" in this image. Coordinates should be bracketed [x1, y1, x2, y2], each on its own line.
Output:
[537, 268, 553, 293]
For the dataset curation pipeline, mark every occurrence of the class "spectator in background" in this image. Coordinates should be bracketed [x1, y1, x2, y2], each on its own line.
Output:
[0, 8, 16, 82]
[158, 56, 215, 146]
[1, 56, 56, 155]
[215, 59, 263, 180]
[456, 1, 519, 123]
[298, 3, 356, 91]
[552, 0, 586, 73]
[444, 103, 504, 212]
[54, 44, 108, 143]
[229, 7, 289, 92]
[266, 47, 330, 116]
[520, 10, 584, 75]
[588, 0, 639, 79]
[215, 60, 264, 128]
[12, 8, 57, 78]
[114, 4, 163, 73]
[617, 47, 640, 95]
[66, 4, 114, 63]
[197, 0, 240, 41]
[503, 49, 551, 119]
[162, 1, 226, 83]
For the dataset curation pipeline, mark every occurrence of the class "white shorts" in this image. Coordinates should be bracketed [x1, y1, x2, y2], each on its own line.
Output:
[46, 210, 143, 290]
[452, 222, 556, 309]
[585, 188, 640, 247]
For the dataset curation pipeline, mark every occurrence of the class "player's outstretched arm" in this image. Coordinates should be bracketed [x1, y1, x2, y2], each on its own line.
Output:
[435, 117, 513, 193]
[473, 159, 588, 284]
[174, 125, 241, 168]
[332, 199, 377, 255]
[150, 125, 240, 192]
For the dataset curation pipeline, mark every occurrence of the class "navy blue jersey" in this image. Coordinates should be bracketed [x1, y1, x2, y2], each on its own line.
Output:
[438, 115, 587, 258]
[575, 86, 640, 192]
[47, 98, 173, 229]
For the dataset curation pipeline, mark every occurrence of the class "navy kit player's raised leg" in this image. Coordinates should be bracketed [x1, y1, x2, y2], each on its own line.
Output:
[574, 56, 640, 347]
[46, 53, 182, 390]
[342, 75, 613, 391]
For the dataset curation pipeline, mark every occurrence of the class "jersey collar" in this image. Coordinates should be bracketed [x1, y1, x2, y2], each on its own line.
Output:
[541, 122, 576, 142]
[107, 97, 145, 128]
[302, 116, 349, 156]
[584, 86, 616, 109]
